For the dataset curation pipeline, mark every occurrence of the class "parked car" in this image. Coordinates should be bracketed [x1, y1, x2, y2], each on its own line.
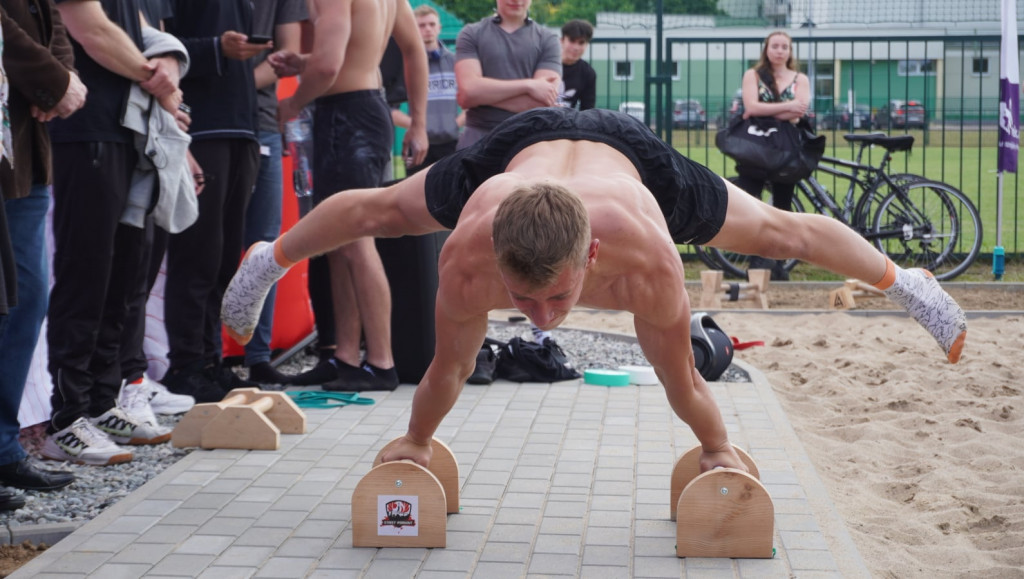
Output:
[818, 103, 872, 130]
[713, 89, 744, 127]
[618, 101, 646, 124]
[672, 99, 707, 129]
[875, 100, 927, 129]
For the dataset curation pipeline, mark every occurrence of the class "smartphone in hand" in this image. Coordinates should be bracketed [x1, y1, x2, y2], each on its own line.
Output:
[247, 34, 272, 44]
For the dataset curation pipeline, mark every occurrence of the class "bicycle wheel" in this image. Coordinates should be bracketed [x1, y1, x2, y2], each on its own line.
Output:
[869, 179, 982, 281]
[703, 180, 808, 279]
[690, 244, 724, 269]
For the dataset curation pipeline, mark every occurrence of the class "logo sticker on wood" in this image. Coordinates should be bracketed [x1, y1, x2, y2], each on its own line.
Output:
[378, 495, 419, 536]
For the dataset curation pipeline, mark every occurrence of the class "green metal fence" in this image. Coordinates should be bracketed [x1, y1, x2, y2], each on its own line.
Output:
[582, 34, 1022, 257]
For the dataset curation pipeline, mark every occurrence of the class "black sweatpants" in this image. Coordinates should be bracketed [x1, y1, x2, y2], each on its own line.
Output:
[47, 141, 147, 432]
[165, 138, 259, 369]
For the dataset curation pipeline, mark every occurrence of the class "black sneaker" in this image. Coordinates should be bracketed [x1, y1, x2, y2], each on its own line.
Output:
[205, 361, 257, 392]
[467, 346, 497, 385]
[248, 362, 293, 388]
[0, 488, 25, 512]
[289, 357, 340, 386]
[323, 363, 399, 392]
[162, 364, 228, 404]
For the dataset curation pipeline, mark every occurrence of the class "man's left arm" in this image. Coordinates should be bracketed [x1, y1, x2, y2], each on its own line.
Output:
[632, 276, 746, 473]
[392, 0, 427, 166]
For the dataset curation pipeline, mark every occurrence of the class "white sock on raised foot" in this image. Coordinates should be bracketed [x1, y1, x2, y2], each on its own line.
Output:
[221, 241, 290, 345]
[883, 267, 967, 363]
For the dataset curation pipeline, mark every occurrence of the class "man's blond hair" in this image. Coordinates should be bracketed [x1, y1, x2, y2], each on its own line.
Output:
[414, 5, 438, 18]
[492, 182, 590, 288]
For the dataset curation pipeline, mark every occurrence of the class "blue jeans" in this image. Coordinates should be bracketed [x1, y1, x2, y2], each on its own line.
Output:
[243, 131, 283, 365]
[0, 184, 50, 464]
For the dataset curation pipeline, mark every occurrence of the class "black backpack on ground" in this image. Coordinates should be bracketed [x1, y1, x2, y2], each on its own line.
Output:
[491, 337, 581, 383]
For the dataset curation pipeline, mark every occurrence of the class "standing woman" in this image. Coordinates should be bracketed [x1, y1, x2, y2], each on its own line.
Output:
[734, 30, 810, 280]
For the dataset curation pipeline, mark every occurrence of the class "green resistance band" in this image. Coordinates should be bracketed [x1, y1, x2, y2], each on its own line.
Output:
[286, 391, 376, 409]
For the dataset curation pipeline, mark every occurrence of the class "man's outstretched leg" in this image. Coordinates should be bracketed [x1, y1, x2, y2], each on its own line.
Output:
[221, 172, 445, 345]
[710, 181, 967, 363]
[872, 262, 966, 363]
[222, 241, 294, 345]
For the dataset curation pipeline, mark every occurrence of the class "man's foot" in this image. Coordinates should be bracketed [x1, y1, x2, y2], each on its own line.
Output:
[40, 418, 134, 466]
[221, 241, 290, 345]
[162, 364, 228, 404]
[0, 457, 75, 491]
[139, 375, 195, 415]
[119, 376, 195, 419]
[289, 357, 340, 386]
[91, 407, 172, 445]
[248, 362, 293, 388]
[884, 268, 967, 363]
[323, 363, 399, 392]
[205, 362, 257, 392]
[0, 489, 25, 512]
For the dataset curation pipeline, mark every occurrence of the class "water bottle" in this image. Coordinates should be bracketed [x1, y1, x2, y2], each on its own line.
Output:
[285, 106, 314, 198]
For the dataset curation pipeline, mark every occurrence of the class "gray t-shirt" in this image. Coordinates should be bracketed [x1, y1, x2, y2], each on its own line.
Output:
[253, 0, 307, 134]
[455, 16, 561, 134]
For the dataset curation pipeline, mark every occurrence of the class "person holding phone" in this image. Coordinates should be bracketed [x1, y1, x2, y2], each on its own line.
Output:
[159, 1, 268, 400]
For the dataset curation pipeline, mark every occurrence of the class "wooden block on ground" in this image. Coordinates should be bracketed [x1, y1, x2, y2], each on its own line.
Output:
[669, 445, 759, 521]
[374, 438, 459, 514]
[352, 460, 447, 548]
[675, 469, 774, 558]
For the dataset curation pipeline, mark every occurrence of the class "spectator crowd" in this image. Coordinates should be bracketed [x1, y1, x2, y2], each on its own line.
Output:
[0, 0, 595, 509]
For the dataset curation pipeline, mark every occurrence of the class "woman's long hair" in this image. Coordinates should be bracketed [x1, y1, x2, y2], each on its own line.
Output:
[753, 31, 799, 99]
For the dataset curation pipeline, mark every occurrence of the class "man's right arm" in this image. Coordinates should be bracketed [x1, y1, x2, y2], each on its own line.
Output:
[381, 297, 489, 467]
[55, 0, 149, 82]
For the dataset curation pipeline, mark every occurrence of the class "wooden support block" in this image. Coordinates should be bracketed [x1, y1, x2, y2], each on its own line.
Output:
[374, 438, 460, 514]
[828, 279, 886, 310]
[352, 436, 458, 549]
[171, 387, 306, 449]
[699, 269, 770, 310]
[671, 444, 773, 558]
[699, 270, 724, 308]
[352, 460, 448, 548]
[669, 445, 759, 521]
[676, 469, 774, 558]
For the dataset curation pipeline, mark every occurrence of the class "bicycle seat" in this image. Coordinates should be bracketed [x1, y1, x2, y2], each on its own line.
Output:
[842, 132, 915, 152]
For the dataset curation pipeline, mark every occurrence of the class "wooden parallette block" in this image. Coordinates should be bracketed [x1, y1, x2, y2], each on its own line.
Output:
[373, 438, 460, 514]
[699, 270, 770, 310]
[828, 278, 886, 310]
[171, 388, 306, 450]
[352, 437, 459, 548]
[671, 445, 774, 559]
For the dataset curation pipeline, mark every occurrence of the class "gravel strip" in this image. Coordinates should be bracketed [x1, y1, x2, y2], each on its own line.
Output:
[2, 323, 747, 530]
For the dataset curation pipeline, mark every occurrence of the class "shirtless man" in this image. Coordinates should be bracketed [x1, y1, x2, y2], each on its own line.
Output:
[268, 0, 428, 390]
[222, 108, 967, 472]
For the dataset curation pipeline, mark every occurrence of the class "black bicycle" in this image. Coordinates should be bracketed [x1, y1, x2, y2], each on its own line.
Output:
[696, 132, 983, 281]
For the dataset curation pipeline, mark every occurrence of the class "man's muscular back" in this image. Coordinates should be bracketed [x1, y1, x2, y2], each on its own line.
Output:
[437, 140, 689, 324]
[312, 0, 398, 95]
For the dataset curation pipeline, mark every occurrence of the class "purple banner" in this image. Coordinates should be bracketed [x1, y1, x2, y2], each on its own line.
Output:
[999, 78, 1020, 173]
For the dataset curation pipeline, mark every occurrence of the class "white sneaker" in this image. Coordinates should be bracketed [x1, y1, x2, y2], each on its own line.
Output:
[221, 241, 289, 346]
[120, 375, 195, 416]
[90, 407, 172, 446]
[40, 418, 134, 466]
[884, 268, 967, 363]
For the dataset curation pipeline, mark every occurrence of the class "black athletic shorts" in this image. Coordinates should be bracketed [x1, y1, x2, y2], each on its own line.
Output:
[312, 90, 393, 204]
[423, 107, 729, 245]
